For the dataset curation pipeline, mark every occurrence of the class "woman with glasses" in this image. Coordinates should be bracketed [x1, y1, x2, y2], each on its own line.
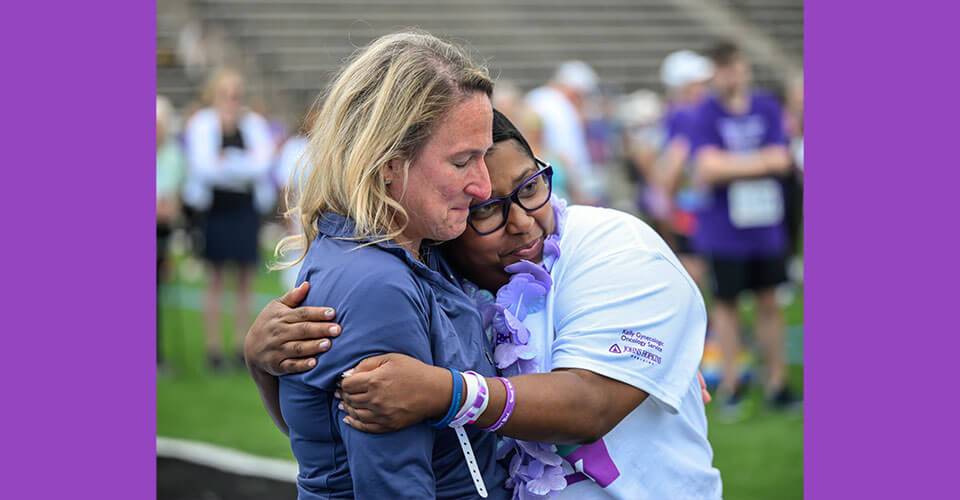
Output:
[247, 108, 722, 499]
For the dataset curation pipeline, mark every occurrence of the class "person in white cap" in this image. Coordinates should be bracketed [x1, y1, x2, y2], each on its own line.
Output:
[653, 50, 714, 287]
[525, 60, 602, 205]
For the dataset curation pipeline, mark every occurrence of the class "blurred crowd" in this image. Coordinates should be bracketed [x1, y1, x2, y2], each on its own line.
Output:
[158, 40, 803, 418]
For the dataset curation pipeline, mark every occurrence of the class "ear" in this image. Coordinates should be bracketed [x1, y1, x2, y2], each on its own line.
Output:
[382, 159, 403, 193]
[383, 158, 402, 178]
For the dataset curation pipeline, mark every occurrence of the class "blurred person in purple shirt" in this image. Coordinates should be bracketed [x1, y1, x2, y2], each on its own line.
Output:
[652, 50, 714, 286]
[690, 41, 800, 418]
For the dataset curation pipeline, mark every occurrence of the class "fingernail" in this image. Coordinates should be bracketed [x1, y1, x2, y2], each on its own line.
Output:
[308, 358, 316, 367]
[334, 391, 341, 399]
[324, 309, 335, 319]
[319, 339, 330, 348]
[342, 369, 354, 377]
[338, 402, 344, 411]
[329, 325, 340, 335]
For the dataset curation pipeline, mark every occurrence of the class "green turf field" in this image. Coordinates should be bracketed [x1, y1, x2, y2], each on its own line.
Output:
[157, 252, 803, 500]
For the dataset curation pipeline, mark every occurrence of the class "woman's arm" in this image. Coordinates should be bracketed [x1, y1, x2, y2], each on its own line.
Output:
[243, 282, 342, 435]
[340, 217, 712, 443]
[243, 289, 647, 443]
[338, 355, 711, 443]
[491, 368, 648, 444]
[337, 354, 648, 445]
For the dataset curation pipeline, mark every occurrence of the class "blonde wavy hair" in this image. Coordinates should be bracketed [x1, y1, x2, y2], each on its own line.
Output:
[273, 31, 493, 269]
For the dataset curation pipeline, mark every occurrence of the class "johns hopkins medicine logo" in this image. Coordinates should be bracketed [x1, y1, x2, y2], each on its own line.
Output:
[610, 329, 663, 365]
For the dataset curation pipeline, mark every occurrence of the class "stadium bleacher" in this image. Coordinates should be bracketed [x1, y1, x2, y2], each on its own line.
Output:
[157, 0, 802, 128]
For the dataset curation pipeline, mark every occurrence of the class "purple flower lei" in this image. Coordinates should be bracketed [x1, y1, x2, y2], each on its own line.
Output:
[462, 195, 569, 499]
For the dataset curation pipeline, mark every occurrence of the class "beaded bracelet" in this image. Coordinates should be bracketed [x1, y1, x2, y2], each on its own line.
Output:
[429, 367, 462, 429]
[480, 377, 516, 433]
[450, 371, 489, 428]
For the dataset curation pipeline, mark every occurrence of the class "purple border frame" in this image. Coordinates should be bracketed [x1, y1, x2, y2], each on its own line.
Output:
[806, 1, 958, 498]
[5, 0, 958, 498]
[4, 1, 155, 498]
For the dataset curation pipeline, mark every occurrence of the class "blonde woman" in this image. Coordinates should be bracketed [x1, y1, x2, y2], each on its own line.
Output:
[255, 32, 509, 499]
[183, 68, 275, 370]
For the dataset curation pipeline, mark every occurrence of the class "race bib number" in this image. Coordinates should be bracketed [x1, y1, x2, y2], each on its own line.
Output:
[728, 179, 784, 228]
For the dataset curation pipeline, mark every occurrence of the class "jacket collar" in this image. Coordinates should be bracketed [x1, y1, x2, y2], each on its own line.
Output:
[315, 212, 462, 293]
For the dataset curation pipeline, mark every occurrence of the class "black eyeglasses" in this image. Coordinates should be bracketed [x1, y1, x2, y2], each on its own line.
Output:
[467, 159, 553, 235]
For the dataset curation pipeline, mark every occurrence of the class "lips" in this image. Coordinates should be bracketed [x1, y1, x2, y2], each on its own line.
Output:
[508, 236, 543, 260]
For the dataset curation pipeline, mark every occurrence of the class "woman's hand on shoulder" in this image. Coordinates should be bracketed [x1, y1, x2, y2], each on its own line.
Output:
[243, 282, 342, 377]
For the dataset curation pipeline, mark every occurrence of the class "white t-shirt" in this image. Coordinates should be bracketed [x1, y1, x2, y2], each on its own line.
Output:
[522, 205, 722, 499]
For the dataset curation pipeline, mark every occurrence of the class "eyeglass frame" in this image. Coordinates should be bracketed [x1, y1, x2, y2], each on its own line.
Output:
[466, 159, 554, 236]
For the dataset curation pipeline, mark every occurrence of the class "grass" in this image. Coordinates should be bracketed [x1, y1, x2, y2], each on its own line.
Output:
[157, 246, 295, 459]
[704, 365, 804, 500]
[157, 249, 803, 500]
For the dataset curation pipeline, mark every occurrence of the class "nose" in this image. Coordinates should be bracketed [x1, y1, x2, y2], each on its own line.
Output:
[505, 201, 535, 234]
[464, 157, 492, 201]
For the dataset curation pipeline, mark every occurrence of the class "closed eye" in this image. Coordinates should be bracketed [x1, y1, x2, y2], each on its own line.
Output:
[452, 154, 476, 169]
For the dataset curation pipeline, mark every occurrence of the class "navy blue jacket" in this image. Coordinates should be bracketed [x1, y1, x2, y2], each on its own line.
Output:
[279, 212, 508, 499]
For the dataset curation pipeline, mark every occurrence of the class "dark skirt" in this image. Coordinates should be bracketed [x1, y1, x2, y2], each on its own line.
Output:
[202, 189, 260, 265]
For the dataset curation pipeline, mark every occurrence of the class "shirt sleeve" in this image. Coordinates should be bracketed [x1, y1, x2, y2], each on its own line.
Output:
[690, 104, 722, 154]
[666, 109, 693, 144]
[296, 269, 437, 499]
[550, 218, 707, 412]
[184, 111, 219, 184]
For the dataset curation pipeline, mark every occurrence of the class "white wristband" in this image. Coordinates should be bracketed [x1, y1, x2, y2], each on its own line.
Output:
[450, 371, 489, 428]
[451, 371, 479, 425]
[470, 374, 490, 425]
[455, 426, 488, 498]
